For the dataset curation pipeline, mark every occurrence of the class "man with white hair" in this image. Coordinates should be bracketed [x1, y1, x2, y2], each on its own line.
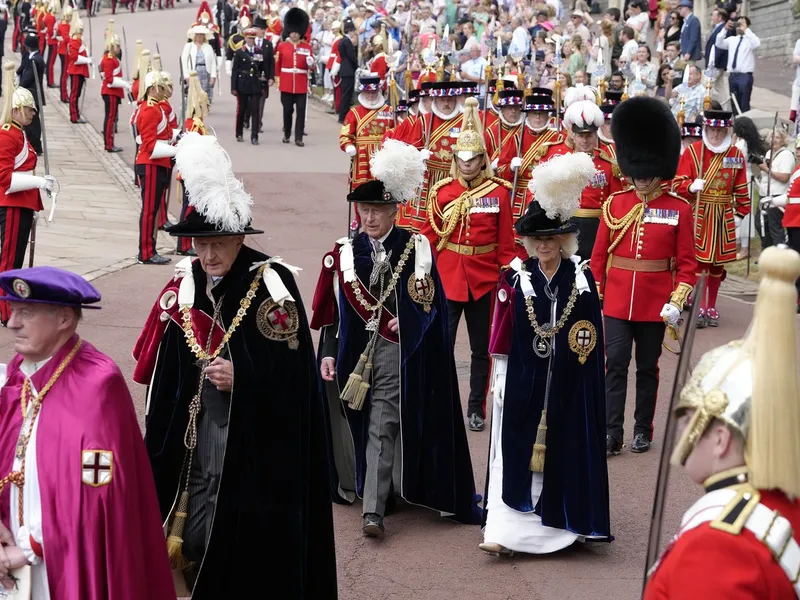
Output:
[484, 87, 523, 164]
[560, 99, 624, 260]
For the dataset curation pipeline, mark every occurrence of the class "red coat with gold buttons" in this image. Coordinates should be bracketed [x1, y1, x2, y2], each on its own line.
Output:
[590, 185, 697, 322]
[420, 176, 517, 302]
[483, 112, 521, 164]
[275, 40, 313, 94]
[783, 166, 800, 229]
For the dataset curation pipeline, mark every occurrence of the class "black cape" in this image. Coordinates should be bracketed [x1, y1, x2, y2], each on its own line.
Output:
[143, 245, 338, 599]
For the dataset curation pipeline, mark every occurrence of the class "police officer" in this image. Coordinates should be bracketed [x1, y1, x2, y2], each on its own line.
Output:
[232, 26, 262, 145]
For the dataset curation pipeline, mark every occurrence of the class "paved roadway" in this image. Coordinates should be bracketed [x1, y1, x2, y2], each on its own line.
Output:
[0, 7, 796, 598]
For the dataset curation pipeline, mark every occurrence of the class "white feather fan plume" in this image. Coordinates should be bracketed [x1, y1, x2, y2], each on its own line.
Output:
[564, 100, 604, 130]
[370, 139, 426, 204]
[529, 153, 596, 220]
[175, 132, 253, 233]
[563, 84, 598, 108]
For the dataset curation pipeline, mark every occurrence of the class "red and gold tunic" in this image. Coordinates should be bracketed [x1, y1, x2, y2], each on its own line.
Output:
[784, 166, 800, 229]
[591, 184, 697, 322]
[67, 35, 89, 77]
[496, 125, 565, 221]
[483, 111, 521, 164]
[339, 103, 394, 187]
[56, 19, 70, 57]
[100, 52, 124, 98]
[275, 40, 313, 95]
[0, 122, 42, 211]
[673, 140, 750, 265]
[135, 98, 173, 169]
[385, 111, 463, 232]
[420, 175, 517, 302]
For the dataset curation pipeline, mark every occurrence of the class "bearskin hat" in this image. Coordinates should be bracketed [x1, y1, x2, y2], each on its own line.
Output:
[283, 7, 309, 37]
[612, 96, 681, 181]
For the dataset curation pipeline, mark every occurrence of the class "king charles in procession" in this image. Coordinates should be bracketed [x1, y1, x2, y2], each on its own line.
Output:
[311, 139, 481, 538]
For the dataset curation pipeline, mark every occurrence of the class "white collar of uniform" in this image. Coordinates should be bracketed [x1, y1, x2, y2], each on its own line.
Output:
[358, 92, 386, 110]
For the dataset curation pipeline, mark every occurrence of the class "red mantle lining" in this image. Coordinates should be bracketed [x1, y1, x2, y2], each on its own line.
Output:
[337, 270, 399, 344]
[171, 307, 227, 353]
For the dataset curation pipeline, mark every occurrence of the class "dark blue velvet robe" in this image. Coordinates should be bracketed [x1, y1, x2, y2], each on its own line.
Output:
[486, 257, 612, 540]
[328, 227, 481, 524]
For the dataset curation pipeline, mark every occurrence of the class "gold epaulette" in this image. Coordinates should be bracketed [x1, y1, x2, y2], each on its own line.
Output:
[146, 99, 157, 106]
[598, 148, 613, 163]
[1, 124, 10, 131]
[663, 190, 692, 205]
[710, 484, 761, 535]
[490, 176, 513, 190]
[228, 35, 244, 52]
[611, 161, 623, 179]
[429, 176, 453, 198]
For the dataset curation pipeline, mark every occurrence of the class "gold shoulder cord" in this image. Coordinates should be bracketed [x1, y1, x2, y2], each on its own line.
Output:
[602, 198, 644, 254]
[426, 180, 475, 251]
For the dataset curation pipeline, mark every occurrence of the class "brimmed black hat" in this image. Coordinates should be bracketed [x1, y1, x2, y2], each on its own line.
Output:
[408, 88, 420, 102]
[358, 76, 381, 91]
[487, 79, 515, 94]
[497, 89, 524, 107]
[395, 99, 409, 113]
[603, 90, 624, 105]
[681, 123, 702, 138]
[166, 211, 264, 237]
[524, 87, 554, 112]
[515, 200, 578, 237]
[428, 80, 478, 97]
[703, 109, 733, 128]
[346, 180, 397, 204]
[612, 96, 680, 180]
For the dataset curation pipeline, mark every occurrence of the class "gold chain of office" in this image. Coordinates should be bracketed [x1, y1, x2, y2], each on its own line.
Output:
[349, 237, 415, 313]
[522, 265, 580, 339]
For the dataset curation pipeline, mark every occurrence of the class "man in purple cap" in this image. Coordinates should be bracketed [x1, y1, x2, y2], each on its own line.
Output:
[0, 266, 176, 599]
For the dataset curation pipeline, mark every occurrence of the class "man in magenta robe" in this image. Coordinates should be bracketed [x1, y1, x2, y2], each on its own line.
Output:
[0, 266, 176, 600]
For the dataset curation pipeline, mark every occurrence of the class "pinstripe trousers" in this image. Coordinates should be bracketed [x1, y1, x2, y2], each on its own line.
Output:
[362, 335, 401, 516]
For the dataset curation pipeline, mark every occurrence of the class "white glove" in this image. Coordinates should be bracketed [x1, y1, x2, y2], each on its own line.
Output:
[345, 144, 356, 156]
[772, 194, 788, 208]
[510, 156, 522, 170]
[306, 55, 314, 67]
[225, 59, 232, 77]
[689, 178, 705, 193]
[660, 303, 680, 326]
[490, 158, 498, 170]
[216, 55, 223, 71]
[420, 149, 432, 161]
[40, 175, 56, 192]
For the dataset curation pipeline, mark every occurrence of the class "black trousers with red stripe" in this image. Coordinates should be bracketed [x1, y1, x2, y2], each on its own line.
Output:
[59, 55, 68, 102]
[102, 95, 120, 150]
[69, 74, 84, 122]
[177, 182, 194, 253]
[158, 167, 172, 228]
[135, 164, 169, 261]
[0, 206, 34, 323]
[46, 44, 57, 86]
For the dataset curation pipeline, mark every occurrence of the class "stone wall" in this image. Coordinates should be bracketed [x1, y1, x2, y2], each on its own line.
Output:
[749, 0, 800, 59]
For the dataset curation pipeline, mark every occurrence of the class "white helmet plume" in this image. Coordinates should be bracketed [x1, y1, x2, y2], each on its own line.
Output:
[563, 84, 598, 108]
[370, 139, 426, 204]
[564, 100, 604, 131]
[528, 153, 596, 221]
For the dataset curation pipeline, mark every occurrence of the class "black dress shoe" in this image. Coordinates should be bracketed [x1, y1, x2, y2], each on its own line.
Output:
[73, 117, 88, 124]
[362, 513, 384, 538]
[138, 254, 171, 265]
[282, 137, 290, 143]
[468, 413, 485, 432]
[106, 146, 123, 153]
[631, 433, 651, 454]
[243, 122, 249, 129]
[606, 435, 622, 456]
[251, 138, 259, 145]
[236, 135, 243, 142]
[295, 140, 304, 147]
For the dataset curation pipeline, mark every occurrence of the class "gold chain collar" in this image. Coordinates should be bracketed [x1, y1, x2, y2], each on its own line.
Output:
[350, 236, 415, 314]
[521, 263, 580, 339]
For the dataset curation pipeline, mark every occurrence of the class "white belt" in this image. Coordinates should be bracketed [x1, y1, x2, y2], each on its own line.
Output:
[281, 68, 305, 74]
[789, 198, 800, 205]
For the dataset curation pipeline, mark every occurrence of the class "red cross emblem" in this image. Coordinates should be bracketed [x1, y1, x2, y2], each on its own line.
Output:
[414, 278, 431, 296]
[81, 450, 113, 486]
[268, 306, 292, 331]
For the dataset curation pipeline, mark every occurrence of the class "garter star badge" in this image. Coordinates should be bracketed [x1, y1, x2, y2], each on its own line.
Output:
[568, 320, 597, 365]
[82, 450, 113, 487]
[12, 279, 30, 299]
[257, 298, 300, 350]
[407, 273, 435, 312]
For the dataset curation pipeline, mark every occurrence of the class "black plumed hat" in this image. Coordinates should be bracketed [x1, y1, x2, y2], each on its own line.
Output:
[514, 200, 578, 236]
[284, 7, 309, 37]
[346, 180, 396, 204]
[612, 96, 680, 180]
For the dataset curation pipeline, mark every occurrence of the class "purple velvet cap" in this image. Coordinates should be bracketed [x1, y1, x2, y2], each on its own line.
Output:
[0, 266, 102, 309]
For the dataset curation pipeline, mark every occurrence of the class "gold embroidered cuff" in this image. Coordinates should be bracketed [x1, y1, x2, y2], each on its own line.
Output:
[669, 282, 693, 310]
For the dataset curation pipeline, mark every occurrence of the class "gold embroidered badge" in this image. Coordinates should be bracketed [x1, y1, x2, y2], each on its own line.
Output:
[257, 298, 300, 350]
[407, 274, 435, 313]
[568, 320, 597, 365]
[81, 450, 113, 487]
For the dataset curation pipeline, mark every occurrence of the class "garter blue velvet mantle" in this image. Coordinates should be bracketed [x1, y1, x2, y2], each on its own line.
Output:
[485, 257, 612, 541]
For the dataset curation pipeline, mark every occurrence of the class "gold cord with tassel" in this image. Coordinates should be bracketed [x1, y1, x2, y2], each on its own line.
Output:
[530, 409, 548, 472]
[436, 56, 444, 82]
[404, 69, 412, 97]
[493, 71, 504, 107]
[166, 489, 190, 570]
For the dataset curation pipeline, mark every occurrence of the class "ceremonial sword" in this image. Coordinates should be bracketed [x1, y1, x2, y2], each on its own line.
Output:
[31, 65, 57, 266]
[80, 2, 93, 116]
[122, 25, 133, 104]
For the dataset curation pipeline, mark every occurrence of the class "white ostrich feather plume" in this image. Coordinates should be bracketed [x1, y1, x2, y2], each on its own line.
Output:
[563, 84, 598, 108]
[370, 139, 426, 203]
[564, 100, 604, 130]
[529, 153, 596, 220]
[175, 132, 253, 233]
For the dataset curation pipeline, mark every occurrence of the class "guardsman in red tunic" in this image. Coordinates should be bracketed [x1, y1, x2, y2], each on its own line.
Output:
[0, 68, 56, 322]
[772, 157, 800, 305]
[672, 110, 750, 328]
[56, 5, 72, 103]
[34, 1, 46, 54]
[275, 7, 312, 146]
[420, 97, 517, 432]
[555, 99, 624, 260]
[340, 75, 393, 188]
[43, 1, 57, 86]
[266, 3, 283, 45]
[644, 245, 800, 600]
[66, 14, 91, 124]
[327, 20, 343, 113]
[496, 88, 565, 232]
[100, 30, 129, 153]
[134, 69, 175, 265]
[484, 88, 523, 168]
[386, 79, 479, 232]
[591, 97, 697, 456]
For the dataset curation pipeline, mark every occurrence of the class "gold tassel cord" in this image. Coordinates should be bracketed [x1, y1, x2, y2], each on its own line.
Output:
[530, 409, 547, 472]
[340, 351, 368, 404]
[166, 490, 191, 570]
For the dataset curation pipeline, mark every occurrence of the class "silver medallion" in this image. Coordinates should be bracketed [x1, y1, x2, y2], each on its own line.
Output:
[365, 317, 379, 332]
[533, 335, 552, 358]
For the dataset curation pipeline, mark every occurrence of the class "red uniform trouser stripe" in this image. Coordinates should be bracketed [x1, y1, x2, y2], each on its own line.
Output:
[69, 74, 84, 122]
[59, 55, 68, 102]
[103, 95, 118, 150]
[46, 45, 57, 85]
[177, 183, 194, 253]
[135, 164, 167, 261]
[12, 18, 19, 52]
[0, 207, 34, 323]
[157, 168, 172, 228]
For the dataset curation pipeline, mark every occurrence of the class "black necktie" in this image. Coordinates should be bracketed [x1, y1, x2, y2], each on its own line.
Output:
[731, 36, 743, 71]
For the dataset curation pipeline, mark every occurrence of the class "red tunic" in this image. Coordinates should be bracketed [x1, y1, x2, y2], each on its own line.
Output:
[420, 176, 517, 302]
[785, 166, 800, 229]
[483, 112, 521, 164]
[135, 99, 172, 169]
[44, 12, 56, 47]
[275, 40, 313, 94]
[67, 36, 89, 77]
[100, 53, 124, 98]
[672, 140, 750, 264]
[35, 9, 46, 53]
[267, 17, 283, 46]
[131, 79, 140, 103]
[339, 103, 394, 187]
[0, 122, 43, 211]
[577, 148, 625, 213]
[386, 112, 464, 232]
[368, 53, 389, 87]
[590, 185, 697, 322]
[56, 20, 70, 56]
[160, 99, 178, 130]
[326, 35, 342, 72]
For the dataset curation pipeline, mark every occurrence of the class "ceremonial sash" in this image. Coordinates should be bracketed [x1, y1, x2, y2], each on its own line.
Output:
[337, 269, 399, 343]
[522, 129, 558, 172]
[355, 109, 382, 138]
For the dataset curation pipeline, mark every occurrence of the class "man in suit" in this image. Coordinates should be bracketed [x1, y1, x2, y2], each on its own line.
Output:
[221, 0, 237, 41]
[678, 0, 701, 64]
[232, 28, 263, 145]
[253, 16, 275, 134]
[18, 32, 45, 155]
[705, 7, 733, 103]
[337, 20, 358, 124]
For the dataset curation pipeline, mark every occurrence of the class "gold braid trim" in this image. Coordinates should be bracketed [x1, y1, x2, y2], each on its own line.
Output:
[602, 196, 644, 254]
[490, 176, 513, 190]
